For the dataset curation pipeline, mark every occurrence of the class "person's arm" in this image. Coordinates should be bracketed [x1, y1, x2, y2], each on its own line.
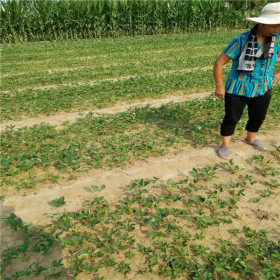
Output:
[213, 53, 232, 99]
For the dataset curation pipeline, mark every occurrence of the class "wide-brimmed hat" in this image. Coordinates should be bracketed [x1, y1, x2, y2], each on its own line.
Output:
[246, 2, 280, 24]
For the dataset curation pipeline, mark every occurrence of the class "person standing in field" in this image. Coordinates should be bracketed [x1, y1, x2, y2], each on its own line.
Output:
[213, 2, 280, 159]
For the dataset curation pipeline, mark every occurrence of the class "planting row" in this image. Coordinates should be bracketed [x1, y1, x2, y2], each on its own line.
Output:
[2, 54, 218, 90]
[2, 30, 242, 81]
[1, 92, 280, 190]
[1, 154, 280, 279]
[2, 31, 241, 62]
[2, 42, 225, 69]
[1, 68, 228, 121]
[2, 44, 222, 76]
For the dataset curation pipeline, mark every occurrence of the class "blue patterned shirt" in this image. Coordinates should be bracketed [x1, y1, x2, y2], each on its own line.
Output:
[223, 30, 280, 97]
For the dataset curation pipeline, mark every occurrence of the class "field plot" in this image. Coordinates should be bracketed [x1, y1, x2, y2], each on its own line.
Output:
[1, 31, 280, 280]
[1, 32, 236, 121]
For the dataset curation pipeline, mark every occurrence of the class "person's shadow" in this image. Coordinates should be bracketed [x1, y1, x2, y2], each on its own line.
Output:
[0, 201, 72, 279]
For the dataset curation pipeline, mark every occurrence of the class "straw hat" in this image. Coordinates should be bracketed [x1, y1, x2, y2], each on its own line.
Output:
[246, 2, 280, 24]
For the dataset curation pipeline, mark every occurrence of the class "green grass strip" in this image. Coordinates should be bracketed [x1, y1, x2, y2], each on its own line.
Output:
[2, 47, 221, 78]
[2, 43, 223, 70]
[2, 31, 242, 63]
[2, 55, 217, 90]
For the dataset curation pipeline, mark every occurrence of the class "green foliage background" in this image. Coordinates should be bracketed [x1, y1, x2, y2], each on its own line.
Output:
[1, 0, 277, 43]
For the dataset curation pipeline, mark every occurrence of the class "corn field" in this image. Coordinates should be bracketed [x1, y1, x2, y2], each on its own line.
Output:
[0, 0, 276, 43]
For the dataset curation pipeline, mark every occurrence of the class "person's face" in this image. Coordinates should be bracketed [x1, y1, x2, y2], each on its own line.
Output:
[259, 23, 280, 37]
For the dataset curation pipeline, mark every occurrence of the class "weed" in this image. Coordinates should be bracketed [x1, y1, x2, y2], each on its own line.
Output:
[51, 197, 66, 207]
[91, 185, 106, 192]
[221, 159, 245, 174]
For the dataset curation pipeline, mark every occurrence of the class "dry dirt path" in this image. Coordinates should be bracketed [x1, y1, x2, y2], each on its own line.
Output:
[2, 129, 279, 229]
[0, 91, 211, 131]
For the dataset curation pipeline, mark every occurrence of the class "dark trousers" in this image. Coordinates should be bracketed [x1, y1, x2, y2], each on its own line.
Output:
[221, 89, 272, 137]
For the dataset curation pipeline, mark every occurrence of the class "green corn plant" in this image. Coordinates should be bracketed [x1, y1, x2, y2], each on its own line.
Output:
[0, 0, 251, 43]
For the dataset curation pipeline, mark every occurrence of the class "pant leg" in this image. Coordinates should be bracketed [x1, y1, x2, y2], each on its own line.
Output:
[246, 88, 272, 132]
[221, 93, 248, 136]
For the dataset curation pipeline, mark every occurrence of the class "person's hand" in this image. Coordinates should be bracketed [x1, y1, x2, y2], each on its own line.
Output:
[215, 86, 226, 99]
[273, 71, 280, 86]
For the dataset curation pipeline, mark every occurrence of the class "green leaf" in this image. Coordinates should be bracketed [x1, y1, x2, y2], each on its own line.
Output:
[51, 197, 66, 207]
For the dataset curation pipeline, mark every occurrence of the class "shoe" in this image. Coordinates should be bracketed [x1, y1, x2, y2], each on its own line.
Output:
[244, 138, 266, 151]
[218, 146, 230, 159]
